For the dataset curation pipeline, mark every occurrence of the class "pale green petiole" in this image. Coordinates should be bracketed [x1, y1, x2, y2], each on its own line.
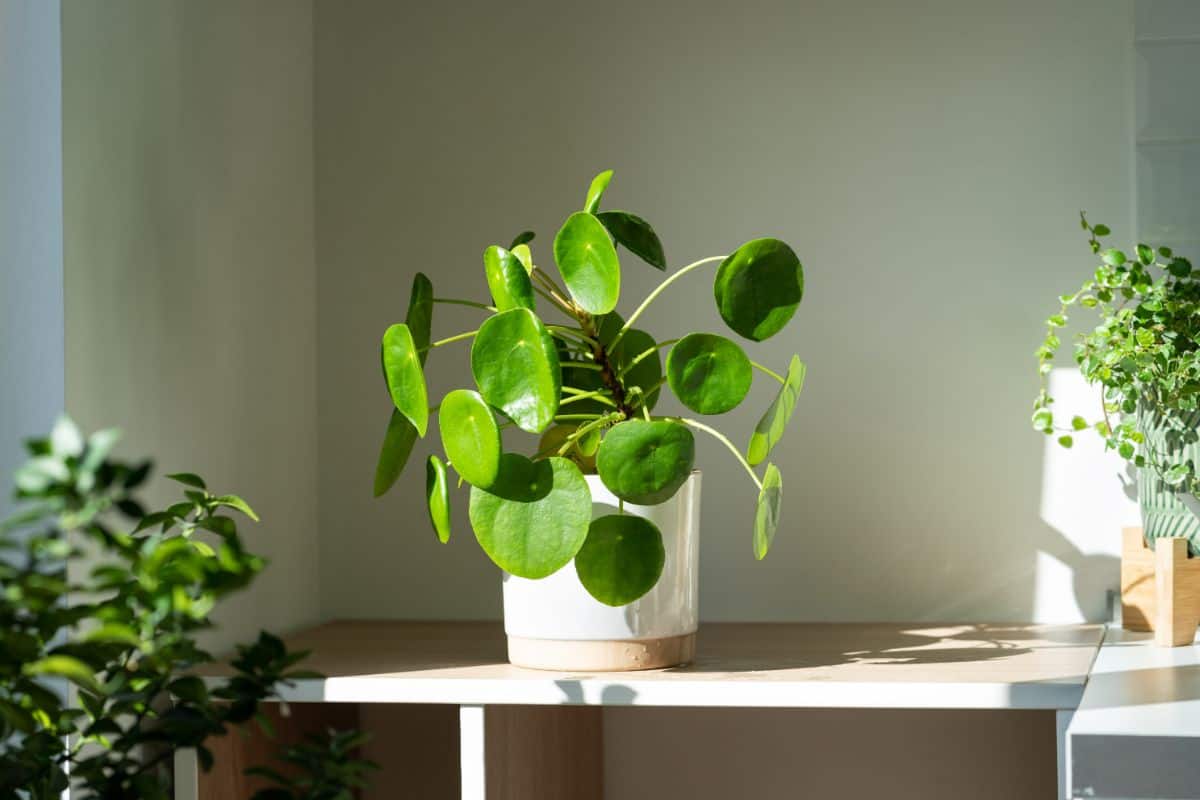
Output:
[611, 255, 726, 350]
[750, 361, 786, 384]
[678, 417, 762, 491]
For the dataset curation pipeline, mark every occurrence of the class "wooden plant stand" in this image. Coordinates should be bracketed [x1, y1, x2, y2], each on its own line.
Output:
[1121, 527, 1200, 646]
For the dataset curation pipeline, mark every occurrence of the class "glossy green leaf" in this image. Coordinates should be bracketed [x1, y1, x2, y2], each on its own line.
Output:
[426, 455, 451, 543]
[596, 419, 695, 504]
[583, 169, 613, 214]
[597, 211, 666, 270]
[23, 655, 102, 693]
[439, 389, 501, 488]
[213, 494, 259, 521]
[714, 238, 804, 341]
[382, 323, 429, 436]
[471, 308, 561, 433]
[468, 454, 591, 578]
[406, 272, 434, 365]
[509, 230, 535, 249]
[374, 410, 418, 497]
[484, 245, 535, 312]
[666, 333, 752, 414]
[167, 472, 207, 490]
[575, 515, 665, 606]
[747, 356, 806, 465]
[511, 243, 534, 275]
[554, 212, 620, 315]
[753, 463, 782, 560]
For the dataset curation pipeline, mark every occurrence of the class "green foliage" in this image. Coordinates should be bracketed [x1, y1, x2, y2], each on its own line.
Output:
[381, 323, 428, 436]
[374, 170, 807, 604]
[666, 333, 753, 415]
[438, 389, 501, 489]
[596, 420, 695, 505]
[1034, 215, 1200, 491]
[0, 418, 372, 799]
[248, 728, 379, 800]
[468, 455, 592, 579]
[574, 516, 666, 606]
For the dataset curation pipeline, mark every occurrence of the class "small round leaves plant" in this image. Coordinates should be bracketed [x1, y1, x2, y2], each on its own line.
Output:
[375, 170, 808, 605]
[1034, 214, 1200, 553]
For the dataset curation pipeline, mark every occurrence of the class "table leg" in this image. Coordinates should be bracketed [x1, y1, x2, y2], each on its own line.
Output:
[460, 705, 487, 800]
[1056, 709, 1074, 800]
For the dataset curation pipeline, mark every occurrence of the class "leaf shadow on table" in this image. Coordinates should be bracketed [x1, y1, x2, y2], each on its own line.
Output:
[665, 624, 1047, 674]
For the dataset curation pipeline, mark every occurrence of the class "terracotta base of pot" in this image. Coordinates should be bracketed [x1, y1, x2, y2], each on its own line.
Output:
[507, 632, 696, 672]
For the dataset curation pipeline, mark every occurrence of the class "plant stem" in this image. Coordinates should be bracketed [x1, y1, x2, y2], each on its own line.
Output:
[557, 412, 623, 455]
[533, 285, 577, 318]
[750, 361, 786, 384]
[434, 297, 494, 311]
[678, 417, 762, 491]
[560, 390, 617, 408]
[553, 413, 605, 421]
[562, 362, 604, 371]
[547, 326, 599, 346]
[616, 339, 681, 378]
[611, 255, 726, 349]
[425, 329, 478, 350]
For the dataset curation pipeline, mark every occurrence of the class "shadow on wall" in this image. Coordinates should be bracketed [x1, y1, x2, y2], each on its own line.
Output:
[1031, 368, 1138, 624]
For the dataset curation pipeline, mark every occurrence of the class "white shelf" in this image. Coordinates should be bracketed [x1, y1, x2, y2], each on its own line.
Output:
[207, 619, 1103, 711]
[1067, 627, 1200, 798]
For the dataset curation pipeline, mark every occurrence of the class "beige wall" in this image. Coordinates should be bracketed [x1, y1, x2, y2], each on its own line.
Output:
[314, 0, 1135, 624]
[62, 0, 320, 650]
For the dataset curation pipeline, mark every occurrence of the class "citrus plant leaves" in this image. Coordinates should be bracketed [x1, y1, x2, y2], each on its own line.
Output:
[753, 463, 782, 560]
[381, 323, 428, 436]
[597, 211, 666, 271]
[666, 333, 752, 415]
[439, 389, 501, 488]
[554, 212, 620, 315]
[596, 419, 695, 505]
[426, 455, 451, 543]
[471, 308, 561, 434]
[484, 245, 535, 312]
[714, 238, 804, 341]
[747, 356, 806, 466]
[575, 515, 665, 606]
[468, 454, 591, 579]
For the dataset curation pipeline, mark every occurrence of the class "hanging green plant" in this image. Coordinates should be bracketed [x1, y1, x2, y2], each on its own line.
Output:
[374, 170, 809, 603]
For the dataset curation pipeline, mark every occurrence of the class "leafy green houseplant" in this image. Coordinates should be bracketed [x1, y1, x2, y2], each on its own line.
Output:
[0, 419, 374, 799]
[1034, 215, 1200, 553]
[375, 170, 806, 610]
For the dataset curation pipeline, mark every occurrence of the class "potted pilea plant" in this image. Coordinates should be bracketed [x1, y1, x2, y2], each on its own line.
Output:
[1034, 214, 1200, 554]
[375, 170, 806, 671]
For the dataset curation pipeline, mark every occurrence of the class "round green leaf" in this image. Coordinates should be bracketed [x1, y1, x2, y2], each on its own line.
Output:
[382, 323, 428, 436]
[471, 308, 561, 433]
[666, 333, 752, 415]
[484, 245, 535, 312]
[583, 169, 613, 214]
[575, 515, 665, 606]
[406, 272, 434, 365]
[596, 419, 695, 505]
[754, 463, 782, 560]
[426, 455, 451, 543]
[747, 356, 806, 466]
[374, 410, 418, 497]
[597, 211, 666, 270]
[612, 328, 663, 411]
[714, 238, 804, 341]
[554, 212, 620, 315]
[468, 454, 591, 578]
[439, 389, 501, 488]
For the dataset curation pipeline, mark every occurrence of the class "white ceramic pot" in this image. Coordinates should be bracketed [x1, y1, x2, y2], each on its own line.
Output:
[503, 472, 701, 671]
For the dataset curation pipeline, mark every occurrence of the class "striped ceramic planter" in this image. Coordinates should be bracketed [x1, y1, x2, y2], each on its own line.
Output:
[1136, 402, 1200, 556]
